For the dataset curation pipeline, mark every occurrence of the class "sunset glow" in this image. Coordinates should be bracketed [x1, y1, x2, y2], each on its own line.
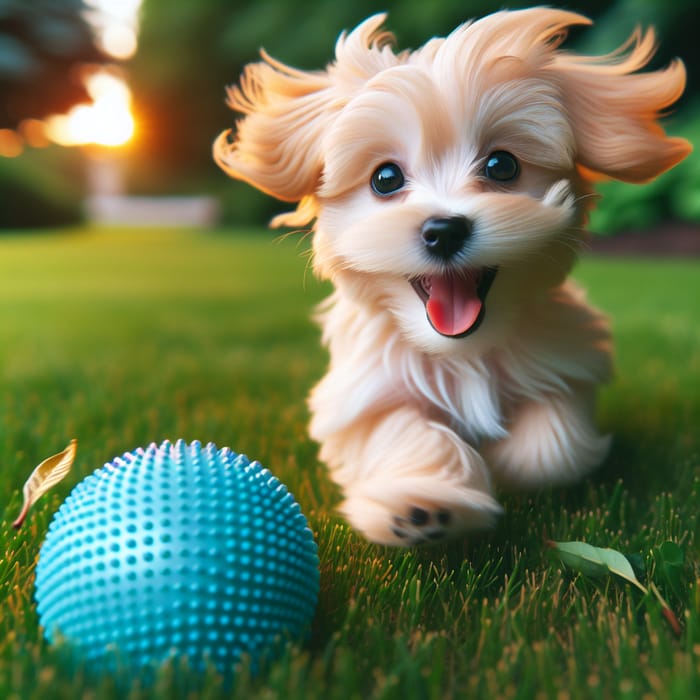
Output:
[45, 71, 135, 148]
[36, 0, 142, 150]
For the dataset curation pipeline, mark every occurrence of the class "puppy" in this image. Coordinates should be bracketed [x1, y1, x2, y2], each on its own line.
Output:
[214, 8, 690, 546]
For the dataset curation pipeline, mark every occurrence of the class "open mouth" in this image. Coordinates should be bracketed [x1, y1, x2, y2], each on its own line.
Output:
[410, 267, 498, 338]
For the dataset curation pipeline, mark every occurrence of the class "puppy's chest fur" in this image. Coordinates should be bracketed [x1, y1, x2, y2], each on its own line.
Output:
[385, 341, 506, 445]
[309, 281, 609, 450]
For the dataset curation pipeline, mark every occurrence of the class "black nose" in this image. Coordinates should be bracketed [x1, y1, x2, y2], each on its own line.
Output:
[420, 216, 472, 260]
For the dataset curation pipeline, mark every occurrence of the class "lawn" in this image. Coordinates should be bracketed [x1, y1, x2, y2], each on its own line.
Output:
[0, 227, 698, 699]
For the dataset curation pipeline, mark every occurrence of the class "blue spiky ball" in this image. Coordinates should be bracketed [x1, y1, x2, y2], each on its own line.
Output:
[34, 440, 319, 681]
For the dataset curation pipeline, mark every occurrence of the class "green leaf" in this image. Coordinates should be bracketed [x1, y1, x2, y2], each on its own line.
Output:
[547, 539, 683, 637]
[12, 440, 77, 529]
[547, 540, 646, 593]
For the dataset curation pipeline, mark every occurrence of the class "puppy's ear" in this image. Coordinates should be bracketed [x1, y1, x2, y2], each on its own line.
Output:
[214, 54, 334, 205]
[214, 14, 399, 224]
[550, 28, 691, 183]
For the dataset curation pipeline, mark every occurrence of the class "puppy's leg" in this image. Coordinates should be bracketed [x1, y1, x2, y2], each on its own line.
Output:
[319, 405, 501, 546]
[484, 381, 610, 488]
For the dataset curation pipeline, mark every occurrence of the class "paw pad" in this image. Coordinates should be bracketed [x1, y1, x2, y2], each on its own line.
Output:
[391, 506, 453, 545]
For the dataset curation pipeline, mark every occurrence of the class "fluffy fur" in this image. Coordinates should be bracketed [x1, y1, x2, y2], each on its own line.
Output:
[215, 8, 690, 545]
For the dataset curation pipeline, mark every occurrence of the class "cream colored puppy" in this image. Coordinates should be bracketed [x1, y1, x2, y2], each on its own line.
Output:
[215, 8, 690, 545]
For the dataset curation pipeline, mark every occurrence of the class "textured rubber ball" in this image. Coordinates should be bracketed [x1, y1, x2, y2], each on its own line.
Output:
[34, 440, 320, 683]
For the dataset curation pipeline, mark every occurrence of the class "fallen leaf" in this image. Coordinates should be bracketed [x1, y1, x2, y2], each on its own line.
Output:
[547, 538, 682, 638]
[12, 440, 77, 530]
[547, 540, 646, 593]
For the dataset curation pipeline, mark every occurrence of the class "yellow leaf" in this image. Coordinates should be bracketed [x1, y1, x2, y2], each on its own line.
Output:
[12, 440, 77, 530]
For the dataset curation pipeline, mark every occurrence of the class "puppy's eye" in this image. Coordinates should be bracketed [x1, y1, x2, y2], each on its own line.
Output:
[371, 162, 405, 196]
[484, 151, 519, 182]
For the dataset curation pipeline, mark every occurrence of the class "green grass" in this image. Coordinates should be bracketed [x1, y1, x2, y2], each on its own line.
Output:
[0, 227, 698, 699]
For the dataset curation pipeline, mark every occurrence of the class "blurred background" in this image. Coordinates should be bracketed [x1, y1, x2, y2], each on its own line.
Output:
[1, 0, 698, 236]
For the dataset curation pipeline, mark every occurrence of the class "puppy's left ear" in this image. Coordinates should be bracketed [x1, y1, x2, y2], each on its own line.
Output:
[214, 14, 399, 225]
[551, 28, 691, 183]
[213, 54, 335, 206]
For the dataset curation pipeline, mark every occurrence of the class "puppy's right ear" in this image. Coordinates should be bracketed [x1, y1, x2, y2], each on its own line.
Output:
[214, 14, 398, 221]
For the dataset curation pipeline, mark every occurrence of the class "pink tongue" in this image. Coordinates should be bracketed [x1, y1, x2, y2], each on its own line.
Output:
[425, 274, 482, 337]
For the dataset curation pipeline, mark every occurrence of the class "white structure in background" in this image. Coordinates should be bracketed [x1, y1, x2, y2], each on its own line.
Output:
[85, 192, 221, 227]
[84, 152, 220, 227]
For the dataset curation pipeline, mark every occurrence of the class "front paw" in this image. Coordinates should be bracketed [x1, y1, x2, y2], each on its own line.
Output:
[319, 406, 501, 546]
[340, 482, 501, 547]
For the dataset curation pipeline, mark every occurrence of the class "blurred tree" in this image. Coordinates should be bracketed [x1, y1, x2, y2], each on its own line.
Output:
[0, 0, 105, 129]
